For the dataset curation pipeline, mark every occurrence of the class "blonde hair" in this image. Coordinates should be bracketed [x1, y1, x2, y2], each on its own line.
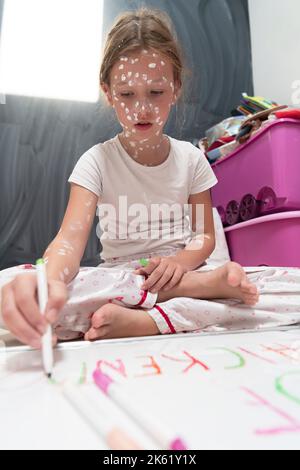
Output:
[100, 7, 185, 89]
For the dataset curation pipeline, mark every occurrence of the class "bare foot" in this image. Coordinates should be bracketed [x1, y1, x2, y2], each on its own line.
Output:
[218, 261, 259, 305]
[159, 261, 260, 306]
[84, 303, 159, 341]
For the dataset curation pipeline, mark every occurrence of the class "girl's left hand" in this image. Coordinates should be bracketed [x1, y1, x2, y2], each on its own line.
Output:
[134, 257, 187, 293]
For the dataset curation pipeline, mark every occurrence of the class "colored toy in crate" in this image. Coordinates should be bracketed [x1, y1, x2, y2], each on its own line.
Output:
[217, 186, 289, 226]
[274, 107, 300, 120]
[256, 186, 287, 214]
[225, 200, 240, 226]
[239, 194, 260, 221]
[237, 93, 279, 116]
[236, 105, 287, 144]
[211, 118, 300, 224]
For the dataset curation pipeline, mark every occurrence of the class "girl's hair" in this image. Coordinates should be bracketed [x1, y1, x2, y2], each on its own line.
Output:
[99, 7, 185, 89]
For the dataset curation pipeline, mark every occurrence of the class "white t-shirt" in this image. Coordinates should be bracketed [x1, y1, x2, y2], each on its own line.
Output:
[68, 134, 218, 262]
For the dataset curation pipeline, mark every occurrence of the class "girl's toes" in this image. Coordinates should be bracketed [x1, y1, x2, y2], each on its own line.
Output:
[85, 328, 97, 340]
[241, 280, 257, 294]
[243, 293, 259, 305]
[91, 305, 112, 328]
[243, 296, 252, 305]
[85, 326, 108, 341]
[91, 313, 105, 329]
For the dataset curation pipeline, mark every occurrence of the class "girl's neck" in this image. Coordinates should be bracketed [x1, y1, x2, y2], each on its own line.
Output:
[118, 131, 170, 167]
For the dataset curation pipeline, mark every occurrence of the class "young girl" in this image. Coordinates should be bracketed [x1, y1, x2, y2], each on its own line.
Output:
[0, 8, 260, 348]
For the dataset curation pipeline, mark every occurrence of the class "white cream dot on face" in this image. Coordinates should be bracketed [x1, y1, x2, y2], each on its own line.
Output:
[135, 101, 139, 108]
[148, 63, 157, 69]
[119, 64, 124, 70]
[129, 141, 136, 147]
[121, 74, 126, 81]
[154, 107, 160, 114]
[125, 107, 129, 114]
[121, 102, 125, 108]
[63, 267, 70, 276]
[161, 61, 165, 66]
[135, 73, 139, 78]
[155, 117, 160, 123]
[127, 71, 132, 77]
[147, 79, 152, 85]
[127, 116, 132, 121]
[114, 75, 118, 79]
[142, 74, 147, 81]
[128, 80, 133, 86]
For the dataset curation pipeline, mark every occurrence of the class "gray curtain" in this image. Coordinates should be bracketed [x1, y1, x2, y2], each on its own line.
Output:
[0, 0, 253, 269]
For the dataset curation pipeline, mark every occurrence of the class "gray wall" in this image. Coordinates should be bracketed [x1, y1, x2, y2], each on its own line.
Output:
[0, 0, 253, 269]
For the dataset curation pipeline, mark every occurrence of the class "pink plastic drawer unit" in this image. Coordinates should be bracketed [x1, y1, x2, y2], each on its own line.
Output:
[224, 211, 300, 267]
[211, 118, 300, 226]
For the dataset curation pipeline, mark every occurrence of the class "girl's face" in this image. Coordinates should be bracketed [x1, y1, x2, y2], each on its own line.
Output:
[102, 49, 180, 140]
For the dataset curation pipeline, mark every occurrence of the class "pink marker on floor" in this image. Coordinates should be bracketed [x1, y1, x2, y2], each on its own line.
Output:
[93, 369, 188, 450]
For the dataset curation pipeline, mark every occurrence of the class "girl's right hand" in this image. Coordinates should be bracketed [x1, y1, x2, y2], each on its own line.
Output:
[1, 273, 68, 348]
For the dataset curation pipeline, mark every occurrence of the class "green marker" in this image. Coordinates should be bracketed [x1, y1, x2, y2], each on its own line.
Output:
[139, 258, 149, 267]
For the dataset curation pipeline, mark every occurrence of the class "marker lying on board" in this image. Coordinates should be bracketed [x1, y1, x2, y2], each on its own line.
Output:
[93, 369, 188, 450]
[62, 382, 143, 450]
[36, 258, 53, 378]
